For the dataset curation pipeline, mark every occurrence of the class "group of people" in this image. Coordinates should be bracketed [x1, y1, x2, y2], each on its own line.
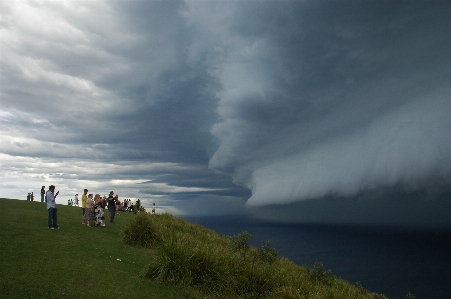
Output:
[26, 192, 35, 201]
[43, 185, 150, 229]
[67, 196, 79, 206]
[80, 190, 145, 227]
[119, 198, 142, 213]
[26, 186, 48, 203]
[80, 189, 117, 227]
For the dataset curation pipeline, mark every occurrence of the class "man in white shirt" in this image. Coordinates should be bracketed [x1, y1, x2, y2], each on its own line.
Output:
[46, 185, 60, 229]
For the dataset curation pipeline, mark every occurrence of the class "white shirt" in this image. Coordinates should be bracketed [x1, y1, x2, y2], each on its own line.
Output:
[86, 198, 93, 209]
[46, 190, 56, 209]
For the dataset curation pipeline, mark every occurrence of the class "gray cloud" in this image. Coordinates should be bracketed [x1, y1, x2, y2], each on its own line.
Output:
[1, 0, 450, 225]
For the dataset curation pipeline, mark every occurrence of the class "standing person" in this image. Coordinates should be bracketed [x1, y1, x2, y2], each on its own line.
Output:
[41, 186, 45, 202]
[107, 191, 116, 223]
[74, 194, 79, 206]
[46, 185, 59, 229]
[84, 194, 94, 227]
[94, 194, 105, 227]
[81, 189, 88, 225]
[27, 193, 30, 201]
[129, 200, 133, 212]
[134, 199, 141, 215]
[31, 192, 34, 202]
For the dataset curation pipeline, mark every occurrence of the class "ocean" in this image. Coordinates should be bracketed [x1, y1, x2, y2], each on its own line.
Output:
[182, 215, 451, 299]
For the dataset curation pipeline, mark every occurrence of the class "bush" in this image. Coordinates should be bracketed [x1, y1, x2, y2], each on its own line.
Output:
[256, 240, 278, 264]
[141, 226, 280, 298]
[229, 230, 253, 260]
[142, 238, 226, 294]
[121, 213, 160, 248]
[406, 292, 416, 299]
[309, 261, 335, 286]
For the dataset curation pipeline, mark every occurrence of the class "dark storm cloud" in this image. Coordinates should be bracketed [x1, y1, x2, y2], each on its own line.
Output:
[0, 0, 233, 212]
[198, 0, 451, 224]
[1, 0, 217, 161]
[1, 0, 450, 222]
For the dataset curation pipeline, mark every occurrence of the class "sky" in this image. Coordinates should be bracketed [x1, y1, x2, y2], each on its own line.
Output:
[1, 0, 450, 227]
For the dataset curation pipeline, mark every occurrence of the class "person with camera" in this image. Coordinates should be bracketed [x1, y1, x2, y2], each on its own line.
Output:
[107, 191, 117, 223]
[46, 185, 60, 229]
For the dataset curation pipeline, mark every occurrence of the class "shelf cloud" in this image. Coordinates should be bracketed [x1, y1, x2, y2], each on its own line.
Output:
[1, 0, 450, 225]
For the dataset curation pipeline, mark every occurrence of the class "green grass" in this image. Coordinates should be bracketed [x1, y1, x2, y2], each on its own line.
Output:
[1, 198, 396, 299]
[0, 198, 189, 299]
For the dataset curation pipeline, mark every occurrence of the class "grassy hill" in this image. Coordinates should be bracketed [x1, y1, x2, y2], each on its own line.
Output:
[0, 198, 188, 299]
[0, 198, 395, 299]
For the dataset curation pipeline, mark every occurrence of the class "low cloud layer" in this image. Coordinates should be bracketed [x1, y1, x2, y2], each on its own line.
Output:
[246, 95, 450, 207]
[1, 1, 450, 225]
[201, 0, 451, 225]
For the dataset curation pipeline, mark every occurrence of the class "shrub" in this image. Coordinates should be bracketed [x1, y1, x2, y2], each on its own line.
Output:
[121, 213, 160, 248]
[142, 227, 281, 298]
[309, 261, 335, 286]
[229, 230, 253, 260]
[256, 240, 278, 264]
[142, 238, 230, 295]
[406, 292, 416, 299]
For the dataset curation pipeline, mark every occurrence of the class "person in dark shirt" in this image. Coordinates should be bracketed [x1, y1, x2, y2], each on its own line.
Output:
[107, 191, 116, 223]
[41, 186, 45, 202]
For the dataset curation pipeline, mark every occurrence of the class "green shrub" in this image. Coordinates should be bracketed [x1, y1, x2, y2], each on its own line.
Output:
[256, 240, 278, 264]
[142, 238, 226, 294]
[229, 230, 253, 260]
[309, 261, 335, 286]
[230, 262, 280, 298]
[121, 213, 160, 248]
[141, 226, 280, 298]
[406, 292, 416, 299]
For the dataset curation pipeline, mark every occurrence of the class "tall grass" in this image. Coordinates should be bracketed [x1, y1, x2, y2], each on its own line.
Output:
[122, 213, 392, 299]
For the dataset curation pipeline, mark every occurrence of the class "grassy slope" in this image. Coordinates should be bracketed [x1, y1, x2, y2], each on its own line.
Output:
[123, 213, 388, 299]
[0, 198, 187, 299]
[0, 198, 388, 299]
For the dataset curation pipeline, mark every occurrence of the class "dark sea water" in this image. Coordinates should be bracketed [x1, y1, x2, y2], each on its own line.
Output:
[181, 215, 451, 299]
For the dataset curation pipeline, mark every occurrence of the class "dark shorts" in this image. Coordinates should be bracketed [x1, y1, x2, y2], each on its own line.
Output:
[82, 208, 85, 215]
